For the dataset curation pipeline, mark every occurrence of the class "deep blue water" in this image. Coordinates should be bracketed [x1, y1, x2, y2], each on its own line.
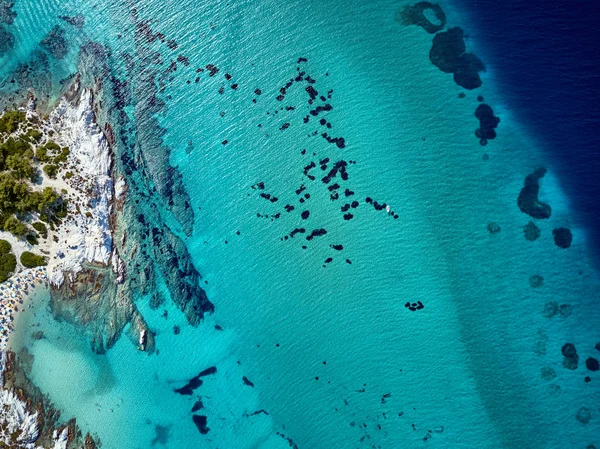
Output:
[465, 0, 600, 257]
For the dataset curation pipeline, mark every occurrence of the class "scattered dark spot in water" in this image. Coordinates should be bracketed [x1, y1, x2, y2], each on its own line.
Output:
[529, 274, 543, 288]
[487, 222, 501, 234]
[151, 423, 172, 446]
[191, 399, 204, 412]
[517, 168, 552, 219]
[242, 376, 255, 387]
[576, 407, 591, 424]
[562, 343, 579, 370]
[553, 227, 572, 249]
[192, 415, 210, 434]
[586, 357, 599, 372]
[174, 367, 217, 395]
[458, 92, 466, 98]
[301, 210, 310, 219]
[405, 301, 424, 311]
[523, 221, 541, 241]
[173, 325, 180, 335]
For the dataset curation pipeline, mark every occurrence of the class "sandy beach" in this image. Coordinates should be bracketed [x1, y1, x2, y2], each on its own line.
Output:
[0, 267, 47, 350]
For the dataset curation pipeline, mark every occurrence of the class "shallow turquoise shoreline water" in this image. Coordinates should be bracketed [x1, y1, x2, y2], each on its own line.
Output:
[4, 0, 600, 448]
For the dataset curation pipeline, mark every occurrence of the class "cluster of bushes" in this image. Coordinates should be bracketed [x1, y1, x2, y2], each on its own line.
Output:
[20, 251, 46, 268]
[0, 110, 26, 134]
[36, 141, 70, 179]
[0, 239, 16, 282]
[0, 110, 68, 239]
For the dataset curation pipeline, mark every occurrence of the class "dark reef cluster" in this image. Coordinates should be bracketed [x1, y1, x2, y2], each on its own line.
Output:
[398, 3, 501, 146]
[247, 58, 398, 267]
[0, 0, 16, 55]
[429, 27, 485, 90]
[474, 103, 500, 146]
[517, 168, 573, 249]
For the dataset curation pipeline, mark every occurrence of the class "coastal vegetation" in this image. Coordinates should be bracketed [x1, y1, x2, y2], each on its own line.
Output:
[0, 239, 16, 282]
[20, 251, 47, 268]
[0, 108, 68, 243]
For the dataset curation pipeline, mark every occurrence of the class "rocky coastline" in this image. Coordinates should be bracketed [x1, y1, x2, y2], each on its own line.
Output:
[0, 35, 214, 445]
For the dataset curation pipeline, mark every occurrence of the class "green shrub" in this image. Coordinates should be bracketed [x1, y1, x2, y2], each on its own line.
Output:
[0, 137, 30, 158]
[32, 222, 47, 237]
[35, 146, 50, 162]
[3, 215, 28, 236]
[20, 251, 46, 268]
[0, 239, 11, 254]
[26, 234, 38, 245]
[43, 164, 58, 179]
[54, 147, 70, 164]
[5, 154, 35, 179]
[0, 253, 17, 282]
[0, 110, 26, 134]
[25, 129, 42, 143]
[43, 141, 61, 154]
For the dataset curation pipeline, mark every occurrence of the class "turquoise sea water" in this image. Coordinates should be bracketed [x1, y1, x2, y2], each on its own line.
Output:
[4, 0, 600, 448]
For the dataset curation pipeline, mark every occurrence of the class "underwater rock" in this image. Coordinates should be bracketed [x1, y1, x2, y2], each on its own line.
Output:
[542, 301, 559, 318]
[174, 367, 215, 395]
[529, 274, 543, 288]
[40, 25, 68, 60]
[517, 168, 552, 219]
[0, 0, 16, 25]
[192, 415, 210, 434]
[558, 304, 572, 319]
[487, 222, 501, 234]
[523, 221, 541, 241]
[562, 343, 579, 370]
[541, 367, 556, 380]
[0, 26, 13, 55]
[397, 2, 446, 34]
[474, 104, 500, 146]
[586, 357, 599, 372]
[429, 27, 485, 89]
[576, 407, 591, 424]
[552, 227, 572, 249]
[59, 14, 85, 28]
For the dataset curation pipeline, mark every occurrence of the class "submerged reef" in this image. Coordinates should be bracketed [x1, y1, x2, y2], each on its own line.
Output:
[552, 227, 572, 249]
[0, 26, 13, 55]
[474, 104, 500, 146]
[40, 26, 68, 60]
[429, 27, 485, 90]
[523, 221, 541, 241]
[397, 2, 446, 34]
[517, 168, 552, 219]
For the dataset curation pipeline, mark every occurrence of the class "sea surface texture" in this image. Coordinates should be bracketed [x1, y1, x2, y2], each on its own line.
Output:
[2, 0, 600, 448]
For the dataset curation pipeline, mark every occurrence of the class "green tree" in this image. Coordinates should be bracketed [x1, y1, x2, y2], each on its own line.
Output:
[20, 251, 46, 268]
[5, 154, 35, 179]
[0, 110, 26, 134]
[43, 164, 58, 179]
[3, 215, 28, 236]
